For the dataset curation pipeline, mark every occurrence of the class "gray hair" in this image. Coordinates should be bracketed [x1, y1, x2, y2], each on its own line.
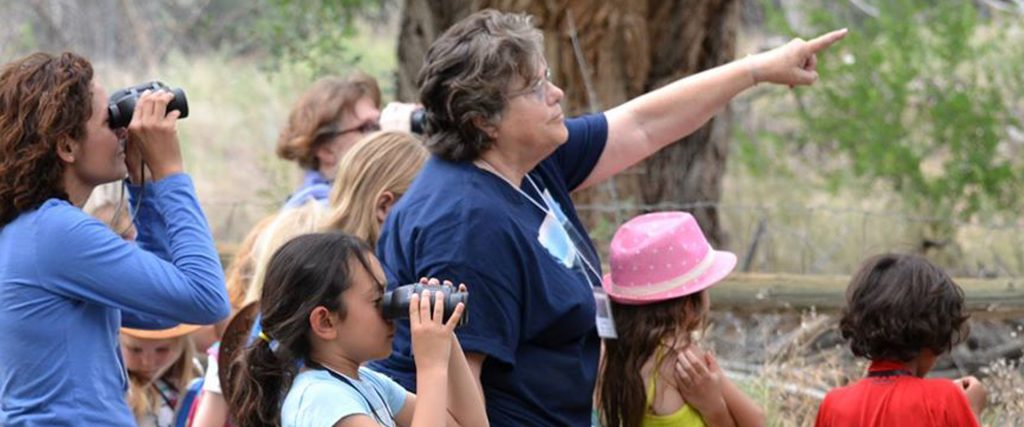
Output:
[417, 9, 544, 162]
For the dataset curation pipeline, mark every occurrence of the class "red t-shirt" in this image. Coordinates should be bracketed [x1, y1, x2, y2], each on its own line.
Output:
[815, 360, 980, 427]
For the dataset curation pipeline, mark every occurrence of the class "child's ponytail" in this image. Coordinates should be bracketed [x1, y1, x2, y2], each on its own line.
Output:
[228, 336, 298, 427]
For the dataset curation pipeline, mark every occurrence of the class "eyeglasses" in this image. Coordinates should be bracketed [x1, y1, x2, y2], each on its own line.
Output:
[508, 68, 553, 103]
[315, 121, 381, 141]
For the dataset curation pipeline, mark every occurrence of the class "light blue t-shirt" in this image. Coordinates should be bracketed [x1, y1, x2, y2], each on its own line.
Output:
[283, 170, 332, 209]
[282, 367, 408, 427]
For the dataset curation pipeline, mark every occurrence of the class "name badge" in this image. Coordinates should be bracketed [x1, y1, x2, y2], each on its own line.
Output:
[593, 287, 618, 339]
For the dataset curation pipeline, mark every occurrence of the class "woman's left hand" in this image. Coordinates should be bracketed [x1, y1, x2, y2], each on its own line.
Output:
[746, 28, 848, 87]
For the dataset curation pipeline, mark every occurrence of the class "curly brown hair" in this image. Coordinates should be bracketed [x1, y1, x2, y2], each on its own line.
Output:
[417, 9, 544, 162]
[275, 73, 381, 171]
[598, 292, 707, 427]
[840, 253, 971, 363]
[0, 52, 94, 227]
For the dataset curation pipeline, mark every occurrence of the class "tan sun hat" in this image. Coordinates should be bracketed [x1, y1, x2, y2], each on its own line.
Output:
[121, 324, 201, 340]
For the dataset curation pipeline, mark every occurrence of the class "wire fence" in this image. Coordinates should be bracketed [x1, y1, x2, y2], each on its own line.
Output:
[195, 196, 1024, 279]
[579, 200, 1024, 278]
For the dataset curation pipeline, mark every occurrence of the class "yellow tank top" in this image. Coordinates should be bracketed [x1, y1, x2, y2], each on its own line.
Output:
[641, 347, 707, 427]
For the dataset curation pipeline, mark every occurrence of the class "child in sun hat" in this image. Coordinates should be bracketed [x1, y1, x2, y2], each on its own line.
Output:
[596, 211, 764, 427]
[121, 324, 202, 427]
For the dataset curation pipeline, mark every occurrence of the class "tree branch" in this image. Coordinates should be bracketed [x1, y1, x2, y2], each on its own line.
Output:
[848, 0, 880, 18]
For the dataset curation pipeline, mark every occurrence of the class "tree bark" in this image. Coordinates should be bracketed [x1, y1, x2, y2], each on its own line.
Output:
[396, 0, 739, 247]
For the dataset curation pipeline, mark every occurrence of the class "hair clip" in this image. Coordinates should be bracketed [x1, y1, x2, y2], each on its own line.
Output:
[258, 331, 281, 353]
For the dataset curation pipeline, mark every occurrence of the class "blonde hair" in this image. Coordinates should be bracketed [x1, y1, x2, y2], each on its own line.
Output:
[225, 214, 278, 310]
[322, 131, 428, 248]
[86, 199, 136, 240]
[243, 202, 326, 305]
[124, 335, 199, 423]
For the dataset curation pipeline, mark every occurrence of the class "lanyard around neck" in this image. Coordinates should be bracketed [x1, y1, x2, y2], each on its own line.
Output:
[474, 159, 551, 214]
[474, 159, 602, 284]
[305, 360, 394, 425]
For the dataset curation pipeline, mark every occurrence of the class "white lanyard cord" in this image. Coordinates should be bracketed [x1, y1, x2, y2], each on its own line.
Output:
[474, 160, 603, 284]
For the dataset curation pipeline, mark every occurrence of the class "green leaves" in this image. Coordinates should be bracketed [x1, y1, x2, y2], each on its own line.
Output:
[252, 0, 383, 76]
[754, 0, 1024, 221]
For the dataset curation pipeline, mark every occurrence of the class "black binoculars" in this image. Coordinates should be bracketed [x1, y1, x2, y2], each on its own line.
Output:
[108, 81, 189, 129]
[379, 283, 468, 327]
[410, 108, 426, 134]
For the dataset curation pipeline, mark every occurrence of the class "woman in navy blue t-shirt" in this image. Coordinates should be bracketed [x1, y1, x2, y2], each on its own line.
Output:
[371, 10, 847, 426]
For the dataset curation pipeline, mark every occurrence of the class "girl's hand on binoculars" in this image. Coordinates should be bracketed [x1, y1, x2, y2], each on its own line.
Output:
[409, 281, 466, 370]
[127, 90, 183, 181]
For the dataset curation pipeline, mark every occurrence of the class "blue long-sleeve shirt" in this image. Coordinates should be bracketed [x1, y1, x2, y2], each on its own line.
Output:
[0, 173, 230, 426]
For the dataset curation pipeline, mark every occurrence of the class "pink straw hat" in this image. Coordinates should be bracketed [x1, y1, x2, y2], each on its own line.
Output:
[602, 211, 737, 305]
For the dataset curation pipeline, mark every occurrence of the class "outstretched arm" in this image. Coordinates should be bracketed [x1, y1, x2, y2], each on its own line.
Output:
[577, 29, 848, 192]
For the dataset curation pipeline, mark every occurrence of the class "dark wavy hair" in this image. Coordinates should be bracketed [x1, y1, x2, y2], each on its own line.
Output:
[840, 253, 971, 363]
[227, 232, 373, 427]
[598, 292, 707, 427]
[0, 52, 94, 227]
[417, 9, 544, 162]
[276, 73, 381, 171]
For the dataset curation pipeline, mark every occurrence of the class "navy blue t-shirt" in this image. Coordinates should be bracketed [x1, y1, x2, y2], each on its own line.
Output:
[371, 114, 608, 426]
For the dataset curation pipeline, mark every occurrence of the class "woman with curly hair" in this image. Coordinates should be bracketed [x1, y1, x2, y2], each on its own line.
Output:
[0, 52, 229, 426]
[815, 253, 984, 427]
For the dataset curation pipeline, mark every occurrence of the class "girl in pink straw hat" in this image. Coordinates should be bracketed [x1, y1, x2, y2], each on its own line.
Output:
[596, 212, 764, 427]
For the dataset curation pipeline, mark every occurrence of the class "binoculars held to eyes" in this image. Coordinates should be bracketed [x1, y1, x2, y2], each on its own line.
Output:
[379, 283, 468, 327]
[108, 81, 189, 129]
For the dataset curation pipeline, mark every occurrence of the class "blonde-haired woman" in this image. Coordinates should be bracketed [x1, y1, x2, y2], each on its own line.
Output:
[322, 130, 429, 248]
[121, 325, 201, 427]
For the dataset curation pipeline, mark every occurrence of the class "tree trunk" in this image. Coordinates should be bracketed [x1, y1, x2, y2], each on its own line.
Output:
[396, 0, 739, 247]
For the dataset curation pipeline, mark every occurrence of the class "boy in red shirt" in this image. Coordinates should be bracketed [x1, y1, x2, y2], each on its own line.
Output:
[815, 253, 987, 427]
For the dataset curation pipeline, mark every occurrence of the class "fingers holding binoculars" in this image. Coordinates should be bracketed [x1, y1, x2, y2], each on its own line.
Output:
[127, 90, 183, 181]
[445, 300, 466, 330]
[408, 288, 436, 325]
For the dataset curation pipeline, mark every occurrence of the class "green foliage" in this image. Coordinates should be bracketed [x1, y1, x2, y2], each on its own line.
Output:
[758, 0, 1024, 220]
[252, 0, 384, 77]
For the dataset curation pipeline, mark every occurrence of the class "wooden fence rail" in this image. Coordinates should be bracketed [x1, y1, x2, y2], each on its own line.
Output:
[711, 273, 1024, 317]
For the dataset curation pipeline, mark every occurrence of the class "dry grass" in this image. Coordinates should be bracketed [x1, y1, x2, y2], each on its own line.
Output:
[709, 310, 1024, 426]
